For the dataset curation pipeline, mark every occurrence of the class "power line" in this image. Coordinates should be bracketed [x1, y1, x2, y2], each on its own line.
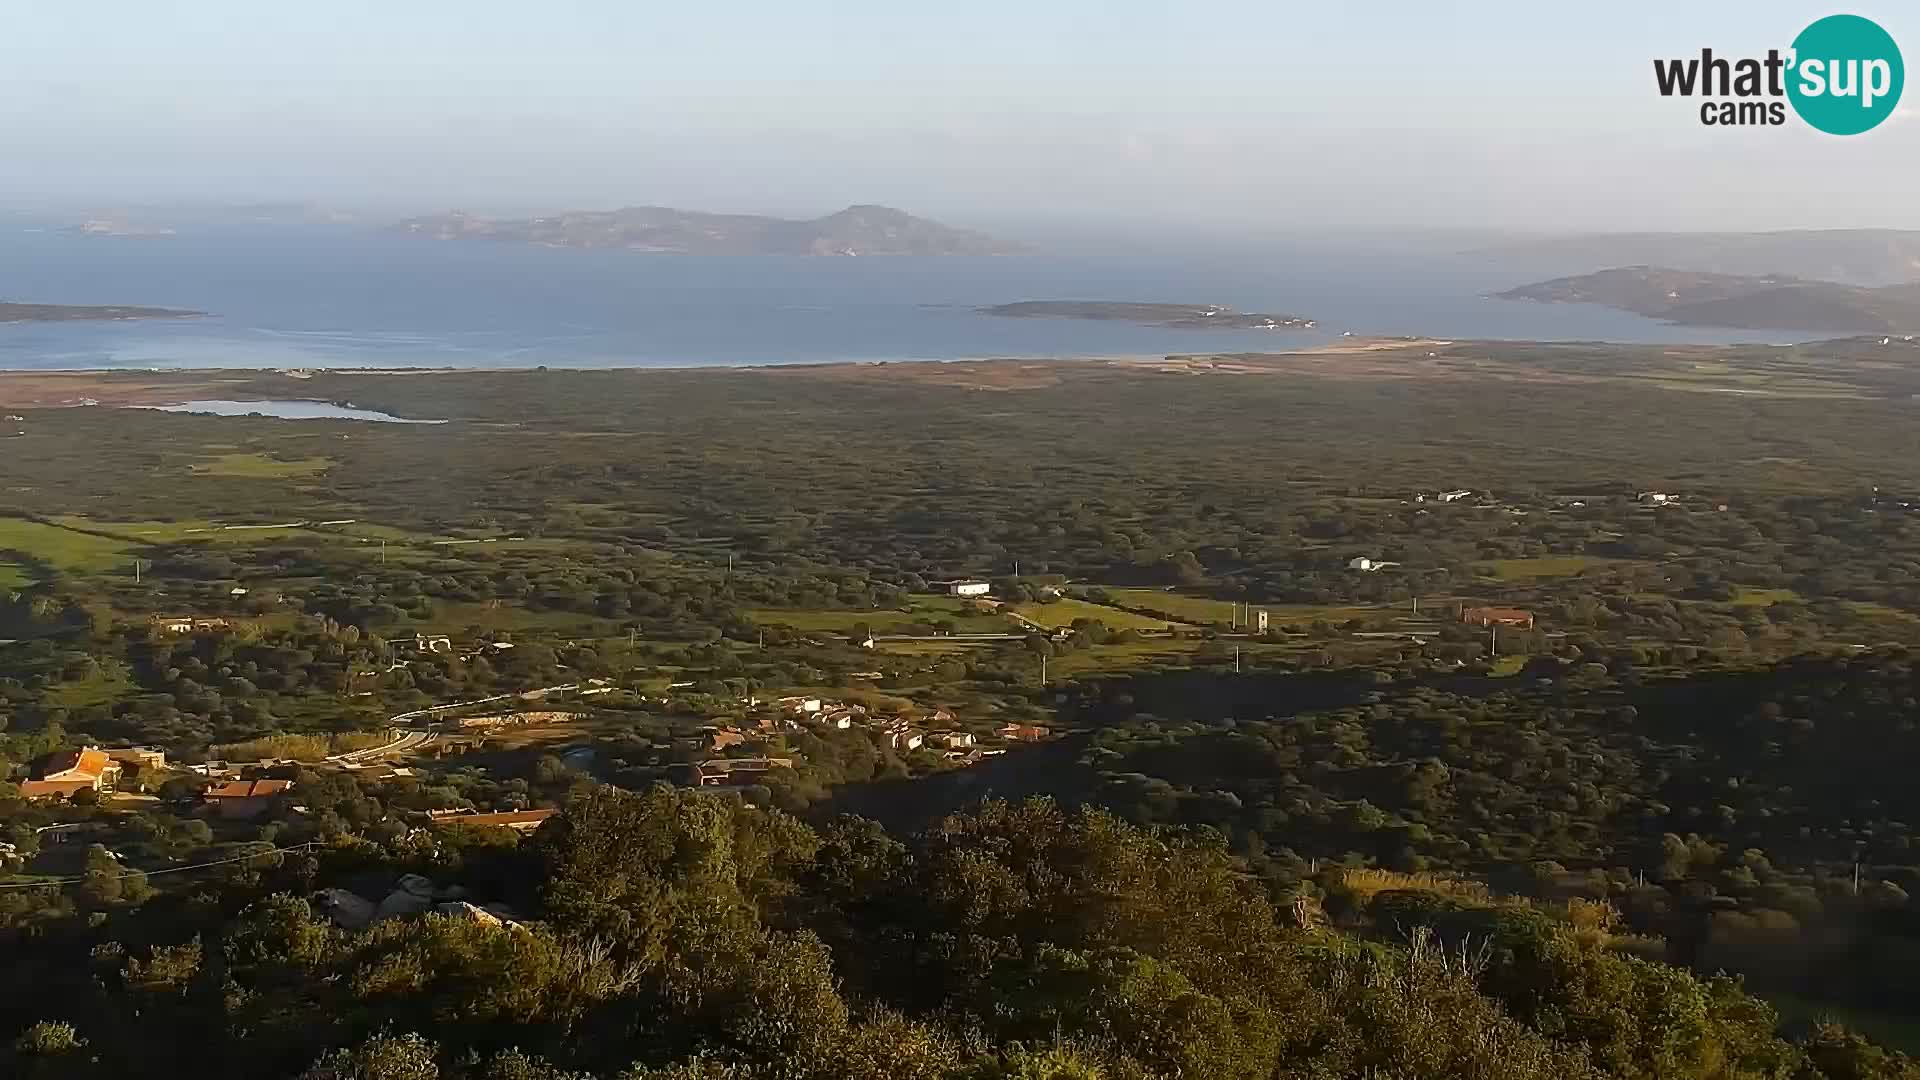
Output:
[0, 841, 315, 891]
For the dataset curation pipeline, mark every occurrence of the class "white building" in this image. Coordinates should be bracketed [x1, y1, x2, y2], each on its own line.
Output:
[1437, 489, 1473, 503]
[1349, 557, 1380, 572]
[949, 581, 991, 598]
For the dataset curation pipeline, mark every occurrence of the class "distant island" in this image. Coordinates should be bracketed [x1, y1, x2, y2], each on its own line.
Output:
[1496, 266, 1920, 333]
[1473, 228, 1920, 287]
[0, 302, 204, 324]
[391, 203, 1022, 256]
[982, 301, 1315, 330]
[70, 219, 176, 239]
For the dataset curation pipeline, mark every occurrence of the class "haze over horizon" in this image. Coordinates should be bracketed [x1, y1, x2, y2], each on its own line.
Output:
[3, 0, 1916, 234]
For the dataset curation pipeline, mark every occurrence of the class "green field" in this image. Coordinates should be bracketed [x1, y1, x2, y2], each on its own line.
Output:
[1009, 596, 1185, 631]
[1102, 587, 1239, 623]
[1730, 587, 1800, 608]
[1099, 588, 1388, 628]
[1472, 556, 1626, 580]
[0, 516, 138, 581]
[189, 452, 334, 478]
[747, 595, 1014, 635]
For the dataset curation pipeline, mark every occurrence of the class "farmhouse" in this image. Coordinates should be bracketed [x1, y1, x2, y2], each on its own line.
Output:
[16, 780, 99, 801]
[152, 615, 230, 634]
[947, 580, 991, 598]
[34, 747, 121, 792]
[202, 778, 294, 820]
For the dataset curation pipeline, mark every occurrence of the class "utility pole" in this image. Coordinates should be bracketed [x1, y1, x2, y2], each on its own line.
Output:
[1411, 594, 1419, 615]
[1234, 645, 1241, 674]
[133, 558, 144, 584]
[380, 540, 387, 565]
[1040, 652, 1047, 685]
[1490, 624, 1499, 656]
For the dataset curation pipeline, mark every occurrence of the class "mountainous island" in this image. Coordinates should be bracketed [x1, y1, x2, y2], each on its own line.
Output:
[983, 300, 1315, 329]
[0, 301, 203, 324]
[391, 203, 1021, 256]
[1497, 266, 1920, 333]
[1474, 228, 1920, 287]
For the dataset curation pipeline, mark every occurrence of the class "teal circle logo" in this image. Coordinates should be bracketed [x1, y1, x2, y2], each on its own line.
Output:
[1787, 14, 1904, 134]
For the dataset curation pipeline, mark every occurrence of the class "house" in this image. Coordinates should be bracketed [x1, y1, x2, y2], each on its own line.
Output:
[777, 695, 823, 716]
[35, 747, 121, 792]
[426, 808, 557, 833]
[693, 757, 794, 787]
[202, 778, 294, 820]
[930, 731, 975, 750]
[998, 723, 1050, 743]
[889, 730, 925, 752]
[152, 615, 230, 634]
[412, 634, 454, 655]
[1349, 557, 1379, 572]
[16, 779, 99, 801]
[106, 747, 167, 772]
[1437, 489, 1473, 503]
[1639, 492, 1674, 505]
[706, 728, 749, 753]
[948, 581, 991, 598]
[1461, 606, 1535, 630]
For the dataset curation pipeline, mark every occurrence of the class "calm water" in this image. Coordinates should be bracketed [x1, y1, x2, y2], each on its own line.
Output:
[0, 223, 1809, 370]
[137, 399, 444, 423]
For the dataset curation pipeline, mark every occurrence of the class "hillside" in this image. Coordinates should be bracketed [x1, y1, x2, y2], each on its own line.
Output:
[1474, 229, 1920, 286]
[391, 203, 1022, 256]
[1497, 266, 1920, 333]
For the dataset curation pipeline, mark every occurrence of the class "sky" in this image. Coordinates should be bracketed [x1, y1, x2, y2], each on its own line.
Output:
[2, 0, 1915, 233]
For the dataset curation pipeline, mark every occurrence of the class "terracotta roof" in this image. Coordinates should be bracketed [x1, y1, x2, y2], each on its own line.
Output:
[204, 779, 294, 799]
[40, 748, 114, 781]
[16, 779, 97, 800]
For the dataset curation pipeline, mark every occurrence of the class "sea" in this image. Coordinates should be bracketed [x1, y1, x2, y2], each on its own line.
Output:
[0, 222, 1814, 371]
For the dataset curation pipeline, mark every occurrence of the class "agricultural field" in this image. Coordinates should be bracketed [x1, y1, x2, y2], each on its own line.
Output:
[746, 595, 1014, 635]
[0, 515, 138, 581]
[1008, 595, 1183, 631]
[1097, 588, 1397, 629]
[1100, 587, 1239, 623]
[1470, 555, 1631, 580]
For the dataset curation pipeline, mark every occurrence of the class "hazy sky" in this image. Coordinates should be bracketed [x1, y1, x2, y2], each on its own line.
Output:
[3, 1, 1915, 232]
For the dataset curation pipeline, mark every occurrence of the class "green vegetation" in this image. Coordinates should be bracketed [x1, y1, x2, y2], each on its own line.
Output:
[1008, 595, 1179, 631]
[188, 451, 332, 478]
[0, 516, 136, 580]
[1473, 555, 1626, 580]
[5, 345, 1920, 1074]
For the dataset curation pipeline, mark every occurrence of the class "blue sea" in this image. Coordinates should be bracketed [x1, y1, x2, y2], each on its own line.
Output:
[0, 223, 1808, 370]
